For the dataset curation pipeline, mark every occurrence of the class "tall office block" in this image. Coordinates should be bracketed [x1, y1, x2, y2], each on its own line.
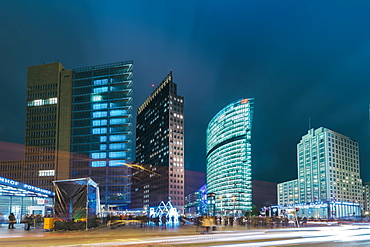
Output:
[70, 61, 133, 209]
[277, 127, 363, 218]
[206, 98, 254, 215]
[24, 61, 133, 209]
[25, 62, 72, 191]
[133, 71, 184, 212]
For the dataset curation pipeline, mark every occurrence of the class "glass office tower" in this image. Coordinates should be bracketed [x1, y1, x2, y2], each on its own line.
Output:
[70, 61, 133, 209]
[206, 98, 254, 215]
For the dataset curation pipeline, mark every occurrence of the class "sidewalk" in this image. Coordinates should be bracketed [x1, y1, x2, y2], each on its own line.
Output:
[0, 222, 253, 238]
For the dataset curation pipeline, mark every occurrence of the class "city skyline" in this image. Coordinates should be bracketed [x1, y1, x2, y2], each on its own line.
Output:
[1, 1, 370, 183]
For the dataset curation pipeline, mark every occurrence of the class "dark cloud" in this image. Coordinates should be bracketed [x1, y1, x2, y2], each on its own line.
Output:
[1, 0, 370, 183]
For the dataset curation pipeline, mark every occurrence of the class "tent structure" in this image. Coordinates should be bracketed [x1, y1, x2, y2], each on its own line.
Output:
[53, 178, 100, 230]
[150, 200, 179, 224]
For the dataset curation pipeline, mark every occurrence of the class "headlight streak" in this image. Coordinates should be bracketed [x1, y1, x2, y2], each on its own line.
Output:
[211, 225, 370, 247]
[59, 225, 370, 247]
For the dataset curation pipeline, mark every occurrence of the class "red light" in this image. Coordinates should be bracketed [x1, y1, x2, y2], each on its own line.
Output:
[241, 98, 248, 104]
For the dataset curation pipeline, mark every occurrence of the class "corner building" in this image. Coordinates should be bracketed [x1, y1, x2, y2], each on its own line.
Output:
[133, 71, 184, 212]
[206, 98, 254, 215]
[278, 127, 363, 218]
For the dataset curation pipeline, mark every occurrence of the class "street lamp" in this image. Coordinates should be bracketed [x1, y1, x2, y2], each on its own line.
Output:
[232, 196, 236, 216]
[226, 194, 231, 215]
[218, 195, 223, 216]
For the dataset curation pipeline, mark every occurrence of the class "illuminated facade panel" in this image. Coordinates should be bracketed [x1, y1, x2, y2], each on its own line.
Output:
[206, 98, 254, 214]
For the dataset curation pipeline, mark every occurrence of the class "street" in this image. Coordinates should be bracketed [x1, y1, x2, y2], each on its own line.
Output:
[1, 223, 370, 246]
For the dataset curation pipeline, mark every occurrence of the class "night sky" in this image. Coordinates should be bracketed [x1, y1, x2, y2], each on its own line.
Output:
[1, 1, 370, 184]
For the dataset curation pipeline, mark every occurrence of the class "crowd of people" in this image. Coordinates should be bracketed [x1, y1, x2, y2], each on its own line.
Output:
[4, 211, 309, 232]
[6, 213, 51, 230]
[105, 213, 186, 229]
[194, 215, 308, 233]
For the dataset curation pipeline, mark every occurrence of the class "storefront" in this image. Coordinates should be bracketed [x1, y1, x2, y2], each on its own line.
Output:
[0, 176, 54, 223]
[278, 201, 361, 219]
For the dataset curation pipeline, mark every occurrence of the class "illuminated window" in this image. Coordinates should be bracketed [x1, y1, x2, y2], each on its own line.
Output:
[91, 153, 106, 159]
[109, 151, 126, 158]
[109, 160, 126, 166]
[110, 110, 126, 116]
[109, 143, 126, 150]
[93, 111, 107, 118]
[93, 87, 108, 93]
[110, 118, 126, 125]
[92, 128, 107, 134]
[94, 79, 108, 85]
[92, 95, 102, 102]
[93, 103, 108, 110]
[39, 170, 55, 177]
[92, 161, 106, 167]
[93, 119, 107, 126]
[109, 135, 126, 141]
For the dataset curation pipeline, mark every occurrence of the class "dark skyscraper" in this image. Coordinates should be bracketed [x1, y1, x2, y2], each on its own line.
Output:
[133, 71, 185, 212]
[24, 61, 133, 209]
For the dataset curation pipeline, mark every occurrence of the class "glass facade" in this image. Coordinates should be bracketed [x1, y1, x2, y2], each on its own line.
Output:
[206, 98, 254, 215]
[70, 61, 133, 209]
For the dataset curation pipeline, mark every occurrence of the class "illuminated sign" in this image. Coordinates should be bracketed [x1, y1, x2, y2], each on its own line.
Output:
[0, 177, 19, 186]
[0, 176, 54, 196]
[240, 98, 249, 104]
[23, 184, 53, 195]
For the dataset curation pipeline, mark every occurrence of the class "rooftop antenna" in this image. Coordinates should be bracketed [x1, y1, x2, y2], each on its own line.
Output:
[308, 117, 311, 130]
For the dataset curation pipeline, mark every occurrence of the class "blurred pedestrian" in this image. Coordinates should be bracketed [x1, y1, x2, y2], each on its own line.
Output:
[8, 213, 16, 229]
[22, 214, 31, 230]
[161, 214, 167, 230]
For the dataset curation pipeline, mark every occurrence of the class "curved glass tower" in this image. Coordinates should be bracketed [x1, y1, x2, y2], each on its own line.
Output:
[206, 98, 254, 215]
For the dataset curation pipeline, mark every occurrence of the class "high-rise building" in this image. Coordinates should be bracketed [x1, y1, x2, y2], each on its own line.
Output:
[277, 127, 363, 218]
[25, 63, 72, 191]
[133, 71, 185, 212]
[24, 61, 133, 209]
[206, 98, 254, 215]
[70, 61, 133, 209]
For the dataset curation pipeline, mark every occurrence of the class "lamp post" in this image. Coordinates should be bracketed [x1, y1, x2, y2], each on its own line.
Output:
[232, 196, 236, 216]
[223, 194, 229, 215]
[218, 195, 223, 216]
[207, 193, 216, 216]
